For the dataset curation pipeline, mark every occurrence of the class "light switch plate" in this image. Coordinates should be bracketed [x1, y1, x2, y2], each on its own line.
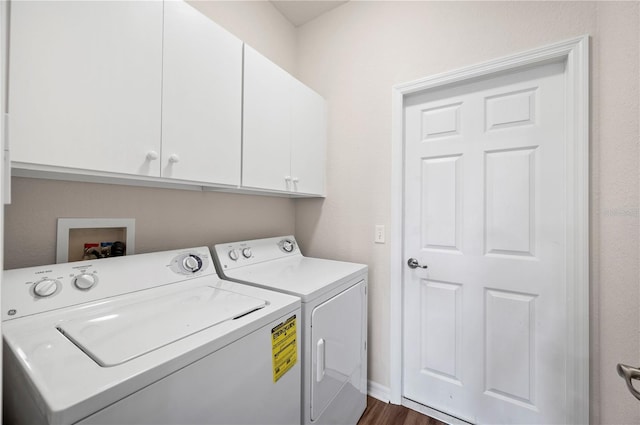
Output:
[375, 225, 385, 244]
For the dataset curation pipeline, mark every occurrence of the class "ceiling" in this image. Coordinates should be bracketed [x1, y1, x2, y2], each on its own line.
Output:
[270, 1, 348, 27]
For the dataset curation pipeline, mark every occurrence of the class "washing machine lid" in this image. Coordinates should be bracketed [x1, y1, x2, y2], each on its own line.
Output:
[57, 285, 266, 367]
[223, 257, 366, 302]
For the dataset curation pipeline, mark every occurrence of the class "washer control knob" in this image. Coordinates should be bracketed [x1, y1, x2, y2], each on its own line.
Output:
[33, 279, 59, 298]
[182, 255, 203, 273]
[74, 273, 97, 290]
[228, 249, 239, 261]
[282, 240, 294, 253]
[242, 248, 252, 258]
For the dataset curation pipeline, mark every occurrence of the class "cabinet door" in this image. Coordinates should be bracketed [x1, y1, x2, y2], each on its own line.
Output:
[162, 1, 242, 185]
[242, 46, 291, 192]
[291, 79, 326, 196]
[9, 1, 163, 176]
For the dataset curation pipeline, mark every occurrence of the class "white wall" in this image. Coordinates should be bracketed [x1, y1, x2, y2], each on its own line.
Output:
[294, 1, 640, 424]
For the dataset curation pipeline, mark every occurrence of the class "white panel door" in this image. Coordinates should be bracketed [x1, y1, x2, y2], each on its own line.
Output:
[291, 79, 326, 196]
[403, 61, 567, 423]
[162, 0, 242, 185]
[9, 1, 163, 176]
[242, 46, 292, 192]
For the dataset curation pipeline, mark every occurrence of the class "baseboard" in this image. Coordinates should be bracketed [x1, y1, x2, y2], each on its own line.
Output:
[367, 380, 391, 403]
[402, 397, 470, 425]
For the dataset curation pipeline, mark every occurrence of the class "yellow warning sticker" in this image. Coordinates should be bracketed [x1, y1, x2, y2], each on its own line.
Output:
[272, 315, 297, 382]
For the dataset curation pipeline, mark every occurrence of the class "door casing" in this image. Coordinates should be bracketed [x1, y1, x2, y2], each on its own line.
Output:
[389, 35, 589, 424]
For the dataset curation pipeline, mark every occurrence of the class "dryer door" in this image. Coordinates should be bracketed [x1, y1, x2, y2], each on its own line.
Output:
[311, 280, 366, 421]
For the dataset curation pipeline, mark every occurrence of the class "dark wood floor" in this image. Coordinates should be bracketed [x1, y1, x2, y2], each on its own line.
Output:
[358, 396, 446, 425]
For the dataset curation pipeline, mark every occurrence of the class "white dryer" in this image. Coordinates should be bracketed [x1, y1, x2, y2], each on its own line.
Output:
[3, 247, 301, 425]
[212, 236, 368, 425]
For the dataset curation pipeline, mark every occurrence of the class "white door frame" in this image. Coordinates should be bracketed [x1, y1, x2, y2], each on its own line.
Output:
[389, 36, 589, 424]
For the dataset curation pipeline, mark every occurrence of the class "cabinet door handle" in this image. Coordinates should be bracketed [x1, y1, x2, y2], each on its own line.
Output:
[168, 154, 180, 164]
[617, 363, 640, 400]
[316, 338, 325, 382]
[292, 177, 299, 183]
[146, 151, 159, 161]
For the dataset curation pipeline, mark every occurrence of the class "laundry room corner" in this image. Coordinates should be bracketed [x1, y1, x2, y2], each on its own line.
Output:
[2, 0, 640, 423]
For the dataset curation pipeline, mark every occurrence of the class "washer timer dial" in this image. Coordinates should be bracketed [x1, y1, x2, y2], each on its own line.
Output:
[169, 252, 209, 275]
[279, 239, 296, 253]
[242, 248, 252, 258]
[282, 240, 294, 252]
[182, 255, 203, 273]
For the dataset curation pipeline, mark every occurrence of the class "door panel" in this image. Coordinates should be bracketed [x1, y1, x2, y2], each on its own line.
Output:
[485, 148, 536, 256]
[403, 60, 566, 424]
[420, 155, 462, 251]
[420, 280, 462, 383]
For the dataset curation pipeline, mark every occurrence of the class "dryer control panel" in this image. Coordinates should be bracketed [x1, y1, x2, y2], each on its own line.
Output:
[2, 247, 215, 321]
[213, 235, 301, 271]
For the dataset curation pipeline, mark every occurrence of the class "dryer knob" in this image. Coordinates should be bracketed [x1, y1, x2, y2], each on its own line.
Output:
[33, 279, 59, 298]
[242, 248, 252, 258]
[74, 274, 97, 290]
[182, 255, 203, 273]
[228, 249, 239, 261]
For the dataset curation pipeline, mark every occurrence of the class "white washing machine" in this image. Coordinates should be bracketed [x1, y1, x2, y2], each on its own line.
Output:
[3, 247, 301, 425]
[212, 236, 368, 425]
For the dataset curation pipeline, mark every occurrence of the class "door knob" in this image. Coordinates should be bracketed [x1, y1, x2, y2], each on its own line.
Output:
[407, 258, 428, 269]
[617, 363, 640, 400]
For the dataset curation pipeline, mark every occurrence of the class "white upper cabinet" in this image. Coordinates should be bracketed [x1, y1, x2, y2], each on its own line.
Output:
[242, 46, 293, 192]
[9, 1, 325, 196]
[243, 46, 326, 196]
[9, 1, 163, 176]
[162, 1, 242, 185]
[291, 79, 327, 196]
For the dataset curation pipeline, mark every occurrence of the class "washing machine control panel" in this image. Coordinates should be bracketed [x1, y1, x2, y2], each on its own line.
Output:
[2, 247, 216, 321]
[214, 236, 300, 271]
